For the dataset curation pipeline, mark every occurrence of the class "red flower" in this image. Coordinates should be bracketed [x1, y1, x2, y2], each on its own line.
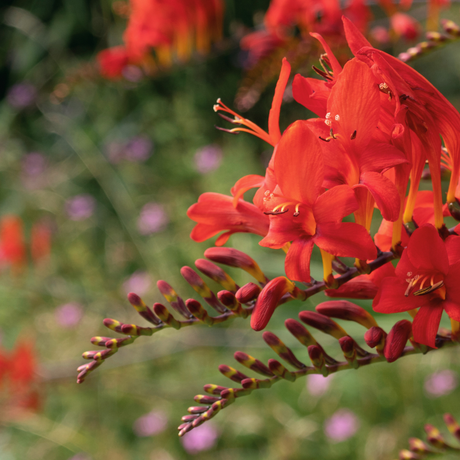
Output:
[187, 193, 269, 246]
[0, 216, 26, 273]
[259, 120, 376, 282]
[97, 46, 132, 79]
[373, 224, 460, 348]
[343, 17, 460, 228]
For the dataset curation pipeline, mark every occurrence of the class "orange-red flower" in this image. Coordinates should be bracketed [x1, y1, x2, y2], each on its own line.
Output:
[373, 224, 460, 348]
[259, 120, 376, 282]
[187, 193, 269, 246]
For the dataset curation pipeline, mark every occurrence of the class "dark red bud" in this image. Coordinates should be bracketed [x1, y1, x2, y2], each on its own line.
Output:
[384, 320, 412, 363]
[235, 282, 261, 303]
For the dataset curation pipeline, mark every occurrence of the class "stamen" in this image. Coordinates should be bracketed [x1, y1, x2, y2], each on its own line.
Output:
[293, 204, 301, 217]
[350, 130, 357, 140]
[404, 275, 420, 296]
[264, 209, 289, 216]
[334, 114, 340, 121]
[414, 280, 444, 296]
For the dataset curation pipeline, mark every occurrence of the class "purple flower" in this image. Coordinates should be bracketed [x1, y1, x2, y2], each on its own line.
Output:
[125, 136, 152, 162]
[55, 303, 83, 328]
[133, 410, 168, 437]
[137, 203, 168, 235]
[123, 271, 152, 296]
[307, 373, 334, 397]
[181, 424, 218, 454]
[194, 145, 222, 174]
[7, 83, 36, 109]
[425, 370, 458, 397]
[66, 195, 96, 221]
[324, 409, 359, 442]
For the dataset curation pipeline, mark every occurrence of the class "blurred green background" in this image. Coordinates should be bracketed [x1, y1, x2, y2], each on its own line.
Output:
[1, 1, 460, 459]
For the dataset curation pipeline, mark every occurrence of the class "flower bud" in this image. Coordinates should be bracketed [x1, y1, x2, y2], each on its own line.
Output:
[316, 300, 379, 329]
[195, 258, 238, 292]
[250, 277, 295, 331]
[204, 247, 269, 285]
[235, 282, 261, 304]
[384, 320, 412, 363]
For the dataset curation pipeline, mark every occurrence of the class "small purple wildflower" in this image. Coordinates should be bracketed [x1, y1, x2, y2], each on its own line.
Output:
[7, 83, 36, 109]
[181, 424, 218, 454]
[137, 203, 168, 235]
[123, 271, 152, 296]
[133, 410, 168, 437]
[194, 145, 222, 174]
[324, 409, 359, 442]
[55, 303, 83, 328]
[125, 136, 152, 162]
[424, 370, 458, 397]
[66, 195, 96, 221]
[307, 373, 334, 397]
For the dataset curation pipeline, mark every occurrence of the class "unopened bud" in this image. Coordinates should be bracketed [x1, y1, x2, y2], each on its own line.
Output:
[152, 303, 181, 329]
[262, 331, 305, 369]
[204, 247, 269, 285]
[218, 364, 249, 383]
[234, 351, 273, 376]
[364, 326, 387, 355]
[316, 300, 378, 329]
[384, 320, 412, 363]
[444, 413, 460, 440]
[127, 292, 162, 325]
[181, 266, 226, 313]
[299, 311, 348, 339]
[186, 299, 215, 326]
[235, 282, 261, 304]
[156, 280, 192, 318]
[251, 277, 296, 331]
[195, 259, 238, 292]
[267, 358, 296, 382]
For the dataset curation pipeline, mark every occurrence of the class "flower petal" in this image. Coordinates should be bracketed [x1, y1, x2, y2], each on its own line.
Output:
[412, 300, 444, 348]
[231, 174, 265, 207]
[268, 58, 291, 144]
[274, 120, 324, 206]
[313, 185, 358, 223]
[406, 224, 449, 275]
[314, 222, 377, 260]
[359, 171, 400, 222]
[284, 237, 314, 282]
[292, 75, 329, 118]
[373, 277, 429, 313]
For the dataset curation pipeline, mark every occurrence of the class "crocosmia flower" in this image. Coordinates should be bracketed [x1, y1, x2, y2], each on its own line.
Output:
[373, 224, 460, 348]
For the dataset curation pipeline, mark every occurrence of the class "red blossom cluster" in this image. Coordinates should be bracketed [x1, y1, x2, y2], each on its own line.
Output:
[240, 0, 450, 67]
[0, 339, 39, 413]
[0, 215, 52, 274]
[188, 17, 460, 349]
[97, 0, 224, 79]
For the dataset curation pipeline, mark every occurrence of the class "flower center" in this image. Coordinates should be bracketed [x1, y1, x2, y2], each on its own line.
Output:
[404, 272, 445, 298]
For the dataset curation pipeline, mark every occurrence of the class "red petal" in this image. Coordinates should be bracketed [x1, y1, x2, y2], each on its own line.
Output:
[445, 235, 460, 265]
[274, 121, 324, 206]
[231, 174, 265, 207]
[445, 261, 460, 303]
[292, 75, 329, 118]
[444, 300, 460, 322]
[359, 142, 408, 173]
[313, 185, 358, 223]
[310, 33, 342, 77]
[187, 193, 269, 243]
[314, 222, 377, 260]
[373, 277, 429, 313]
[268, 58, 291, 144]
[342, 16, 373, 55]
[406, 224, 449, 275]
[328, 59, 380, 153]
[412, 301, 444, 348]
[359, 171, 400, 222]
[284, 237, 314, 282]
